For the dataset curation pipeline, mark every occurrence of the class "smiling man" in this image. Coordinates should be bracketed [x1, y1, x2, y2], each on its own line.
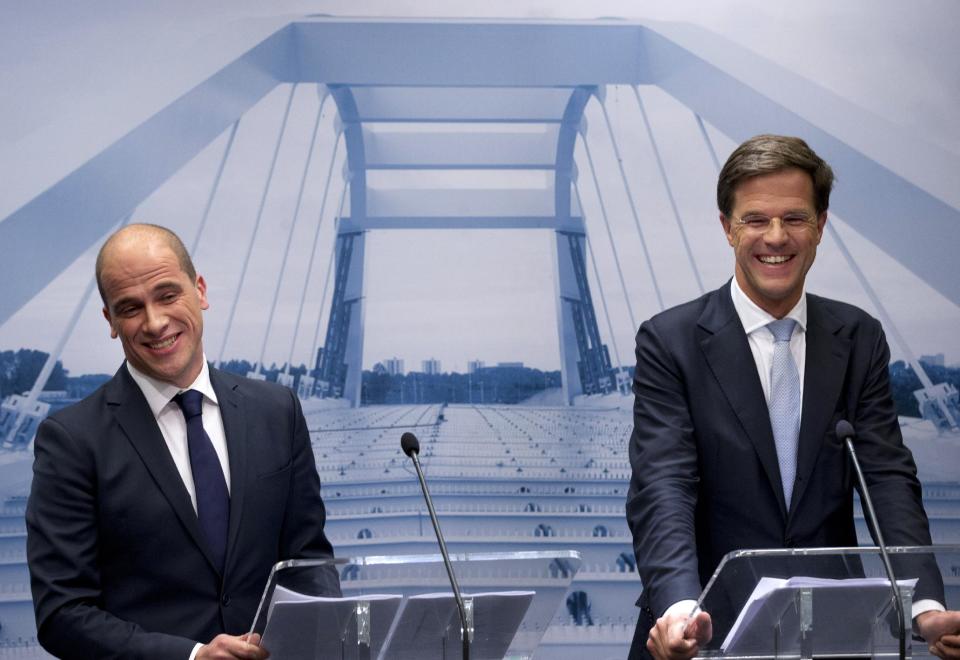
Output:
[26, 224, 335, 660]
[625, 135, 960, 660]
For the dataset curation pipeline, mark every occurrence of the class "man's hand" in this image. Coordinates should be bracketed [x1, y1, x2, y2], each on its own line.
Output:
[197, 633, 269, 659]
[647, 610, 712, 660]
[917, 610, 960, 659]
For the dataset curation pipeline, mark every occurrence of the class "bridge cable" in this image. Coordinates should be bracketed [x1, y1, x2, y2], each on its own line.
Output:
[285, 114, 344, 375]
[190, 120, 240, 256]
[693, 113, 722, 172]
[214, 83, 298, 369]
[254, 91, 330, 375]
[632, 86, 704, 294]
[579, 133, 638, 332]
[597, 97, 664, 311]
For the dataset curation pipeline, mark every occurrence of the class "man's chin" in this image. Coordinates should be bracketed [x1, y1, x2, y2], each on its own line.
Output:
[130, 356, 187, 384]
[742, 284, 803, 316]
[749, 276, 801, 301]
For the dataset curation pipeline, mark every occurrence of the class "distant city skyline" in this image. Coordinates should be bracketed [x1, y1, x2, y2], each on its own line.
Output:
[1, 344, 560, 381]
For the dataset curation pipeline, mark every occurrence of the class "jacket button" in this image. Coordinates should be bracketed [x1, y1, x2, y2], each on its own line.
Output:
[221, 594, 231, 607]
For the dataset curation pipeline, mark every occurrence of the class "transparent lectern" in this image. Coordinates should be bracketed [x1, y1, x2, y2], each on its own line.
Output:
[692, 545, 960, 659]
[249, 550, 582, 660]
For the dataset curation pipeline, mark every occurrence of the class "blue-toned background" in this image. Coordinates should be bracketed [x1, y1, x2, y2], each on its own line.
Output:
[0, 2, 958, 658]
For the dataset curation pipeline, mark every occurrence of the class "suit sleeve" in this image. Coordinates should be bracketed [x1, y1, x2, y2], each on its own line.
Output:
[850, 321, 941, 602]
[276, 388, 340, 596]
[625, 318, 702, 617]
[26, 417, 198, 660]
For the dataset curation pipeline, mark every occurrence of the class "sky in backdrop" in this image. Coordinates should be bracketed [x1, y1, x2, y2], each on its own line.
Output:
[0, 0, 958, 377]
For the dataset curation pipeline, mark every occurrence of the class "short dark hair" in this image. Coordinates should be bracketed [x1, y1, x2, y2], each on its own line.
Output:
[717, 134, 834, 216]
[96, 224, 197, 304]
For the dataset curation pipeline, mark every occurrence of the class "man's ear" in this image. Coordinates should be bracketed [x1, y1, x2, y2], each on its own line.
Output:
[196, 275, 210, 311]
[720, 213, 735, 247]
[815, 211, 827, 244]
[103, 306, 119, 339]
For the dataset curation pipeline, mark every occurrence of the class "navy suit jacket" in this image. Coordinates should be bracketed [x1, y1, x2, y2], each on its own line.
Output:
[26, 365, 335, 659]
[625, 284, 935, 655]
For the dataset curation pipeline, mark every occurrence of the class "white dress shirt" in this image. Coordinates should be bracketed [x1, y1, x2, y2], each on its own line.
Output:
[126, 358, 231, 509]
[729, 278, 807, 403]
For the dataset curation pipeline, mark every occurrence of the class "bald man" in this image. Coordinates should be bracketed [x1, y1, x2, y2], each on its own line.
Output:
[27, 224, 335, 659]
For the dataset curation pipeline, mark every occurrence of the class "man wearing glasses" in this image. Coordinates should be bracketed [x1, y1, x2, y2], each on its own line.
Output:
[626, 134, 960, 659]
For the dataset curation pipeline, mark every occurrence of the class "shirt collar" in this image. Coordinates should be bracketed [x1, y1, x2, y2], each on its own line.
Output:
[730, 278, 807, 336]
[126, 357, 219, 419]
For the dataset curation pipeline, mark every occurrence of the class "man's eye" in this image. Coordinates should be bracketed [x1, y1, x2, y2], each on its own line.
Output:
[783, 214, 811, 227]
[743, 216, 770, 227]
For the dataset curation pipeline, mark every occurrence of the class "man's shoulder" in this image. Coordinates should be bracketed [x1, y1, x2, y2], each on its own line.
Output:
[807, 292, 882, 332]
[45, 370, 120, 428]
[807, 291, 869, 316]
[643, 285, 726, 330]
[210, 367, 298, 406]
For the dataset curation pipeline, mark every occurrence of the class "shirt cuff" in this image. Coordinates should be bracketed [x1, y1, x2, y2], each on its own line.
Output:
[912, 598, 945, 620]
[188, 642, 203, 660]
[663, 599, 700, 619]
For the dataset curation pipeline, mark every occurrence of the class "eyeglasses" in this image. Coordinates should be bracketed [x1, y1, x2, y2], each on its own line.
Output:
[731, 212, 818, 233]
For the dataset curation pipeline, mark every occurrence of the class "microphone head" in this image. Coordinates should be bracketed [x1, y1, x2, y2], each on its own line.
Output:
[401, 432, 420, 457]
[835, 419, 856, 442]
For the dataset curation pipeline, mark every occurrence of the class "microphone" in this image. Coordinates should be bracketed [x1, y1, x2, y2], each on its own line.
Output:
[836, 420, 906, 659]
[400, 432, 470, 659]
[401, 431, 419, 457]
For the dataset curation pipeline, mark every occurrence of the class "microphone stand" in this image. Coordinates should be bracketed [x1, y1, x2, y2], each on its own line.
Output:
[840, 423, 906, 660]
[403, 434, 470, 660]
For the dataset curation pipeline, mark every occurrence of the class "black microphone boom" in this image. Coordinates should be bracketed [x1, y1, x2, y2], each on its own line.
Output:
[400, 432, 470, 659]
[836, 420, 906, 660]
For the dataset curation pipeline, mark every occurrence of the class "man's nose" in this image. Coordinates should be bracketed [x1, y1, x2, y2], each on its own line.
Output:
[142, 305, 168, 334]
[763, 217, 790, 243]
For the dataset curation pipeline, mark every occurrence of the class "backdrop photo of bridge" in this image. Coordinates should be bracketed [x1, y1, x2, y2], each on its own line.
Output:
[1, 6, 959, 659]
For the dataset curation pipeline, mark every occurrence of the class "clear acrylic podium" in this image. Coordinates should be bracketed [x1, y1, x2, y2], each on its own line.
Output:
[692, 545, 960, 659]
[249, 550, 582, 659]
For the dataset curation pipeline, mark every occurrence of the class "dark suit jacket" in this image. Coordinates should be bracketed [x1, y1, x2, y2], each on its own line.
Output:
[26, 365, 335, 659]
[625, 283, 934, 656]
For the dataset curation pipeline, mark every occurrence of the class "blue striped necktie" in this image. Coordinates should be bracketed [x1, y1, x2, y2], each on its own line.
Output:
[767, 318, 800, 508]
[174, 389, 229, 572]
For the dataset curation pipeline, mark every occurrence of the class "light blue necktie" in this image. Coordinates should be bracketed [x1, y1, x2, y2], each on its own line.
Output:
[768, 318, 800, 508]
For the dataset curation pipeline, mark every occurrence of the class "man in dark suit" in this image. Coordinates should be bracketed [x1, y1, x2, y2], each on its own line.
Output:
[626, 135, 960, 659]
[26, 223, 336, 659]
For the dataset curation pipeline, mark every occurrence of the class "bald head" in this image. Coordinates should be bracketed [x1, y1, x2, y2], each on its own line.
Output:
[96, 224, 196, 304]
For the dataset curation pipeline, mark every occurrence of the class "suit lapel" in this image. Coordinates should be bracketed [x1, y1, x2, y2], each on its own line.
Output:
[789, 297, 849, 516]
[107, 367, 216, 569]
[210, 368, 247, 576]
[698, 285, 788, 518]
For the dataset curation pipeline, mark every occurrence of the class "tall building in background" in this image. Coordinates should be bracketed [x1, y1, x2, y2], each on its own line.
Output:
[467, 359, 485, 374]
[383, 357, 405, 376]
[422, 357, 441, 375]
